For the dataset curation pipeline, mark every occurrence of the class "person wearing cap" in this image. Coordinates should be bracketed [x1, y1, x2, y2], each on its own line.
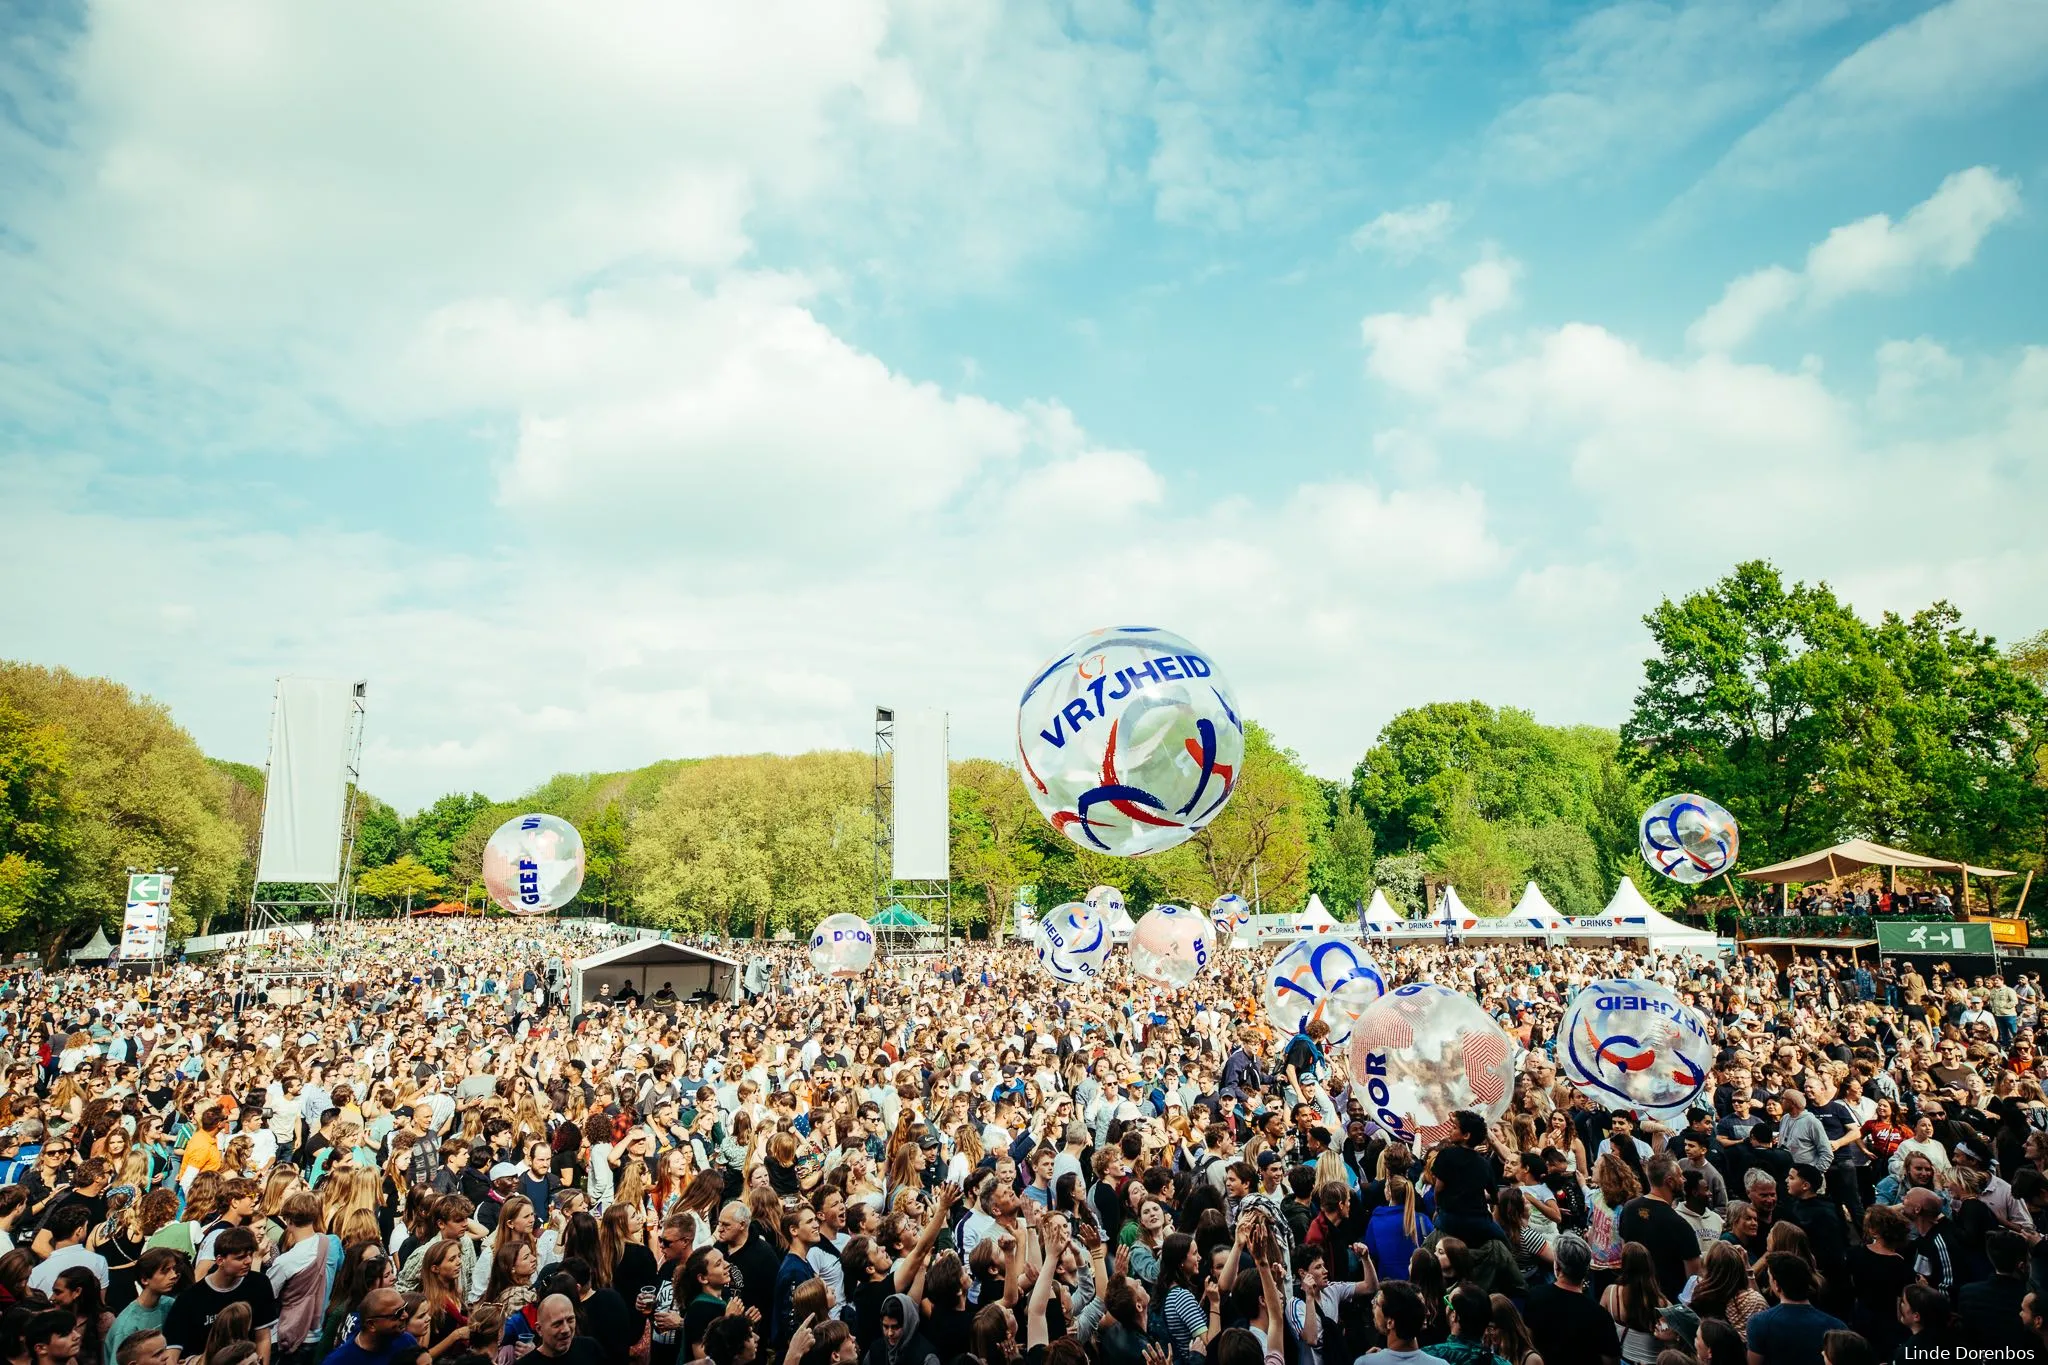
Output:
[1255, 1150, 1286, 1201]
[1651, 1303, 1698, 1357]
[476, 1160, 524, 1232]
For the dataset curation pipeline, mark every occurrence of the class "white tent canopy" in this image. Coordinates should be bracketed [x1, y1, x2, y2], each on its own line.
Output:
[1099, 902, 1137, 942]
[571, 939, 742, 1011]
[1361, 889, 1407, 931]
[1296, 895, 1340, 933]
[69, 927, 114, 963]
[1505, 882, 1565, 928]
[1429, 885, 1477, 930]
[1601, 877, 1660, 923]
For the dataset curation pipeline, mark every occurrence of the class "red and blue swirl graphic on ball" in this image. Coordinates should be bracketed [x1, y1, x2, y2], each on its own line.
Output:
[1559, 978, 1712, 1114]
[1016, 627, 1245, 858]
[1637, 793, 1740, 884]
[1267, 939, 1386, 1043]
[1037, 901, 1110, 984]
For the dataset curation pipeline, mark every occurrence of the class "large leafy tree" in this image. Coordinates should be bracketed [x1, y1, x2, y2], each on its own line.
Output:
[1350, 702, 1620, 852]
[0, 663, 244, 953]
[0, 699, 72, 935]
[1308, 782, 1375, 917]
[577, 803, 630, 919]
[1147, 721, 1322, 911]
[630, 752, 873, 938]
[405, 792, 496, 876]
[1871, 605, 2047, 872]
[355, 854, 445, 913]
[950, 758, 1044, 935]
[1623, 563, 2047, 899]
[1621, 562, 1896, 870]
[1349, 701, 1636, 913]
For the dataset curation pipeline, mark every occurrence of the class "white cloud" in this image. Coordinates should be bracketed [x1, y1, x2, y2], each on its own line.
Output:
[1805, 167, 2021, 300]
[1482, 0, 1852, 182]
[392, 275, 1033, 549]
[1350, 202, 1454, 260]
[1359, 257, 1517, 394]
[1698, 0, 2048, 193]
[1687, 167, 2020, 351]
[1351, 256, 2048, 638]
[1687, 267, 1803, 355]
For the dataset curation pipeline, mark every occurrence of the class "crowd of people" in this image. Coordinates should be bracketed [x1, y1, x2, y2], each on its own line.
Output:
[0, 916, 2045, 1365]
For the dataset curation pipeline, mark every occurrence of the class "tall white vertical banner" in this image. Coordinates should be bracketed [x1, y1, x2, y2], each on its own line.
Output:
[255, 677, 357, 885]
[891, 710, 950, 881]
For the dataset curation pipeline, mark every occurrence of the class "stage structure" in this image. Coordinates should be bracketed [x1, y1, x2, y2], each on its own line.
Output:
[873, 707, 952, 947]
[247, 678, 367, 932]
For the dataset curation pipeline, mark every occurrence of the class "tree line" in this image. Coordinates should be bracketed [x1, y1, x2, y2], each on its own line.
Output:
[2, 560, 2043, 955]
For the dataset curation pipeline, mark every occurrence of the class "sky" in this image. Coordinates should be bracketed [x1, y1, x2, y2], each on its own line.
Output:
[2, 0, 2044, 814]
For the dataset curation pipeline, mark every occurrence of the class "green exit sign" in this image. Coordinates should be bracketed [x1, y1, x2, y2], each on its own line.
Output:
[1876, 921, 1996, 955]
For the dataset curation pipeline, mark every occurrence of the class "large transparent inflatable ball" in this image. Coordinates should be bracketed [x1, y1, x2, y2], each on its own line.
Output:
[1129, 904, 1213, 989]
[482, 813, 585, 915]
[1266, 939, 1386, 1045]
[1017, 627, 1244, 857]
[1638, 793, 1740, 884]
[1037, 902, 1110, 984]
[808, 913, 877, 979]
[1559, 978, 1714, 1117]
[1348, 983, 1514, 1145]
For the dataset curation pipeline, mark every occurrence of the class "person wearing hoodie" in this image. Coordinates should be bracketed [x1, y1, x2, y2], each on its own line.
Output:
[861, 1294, 939, 1365]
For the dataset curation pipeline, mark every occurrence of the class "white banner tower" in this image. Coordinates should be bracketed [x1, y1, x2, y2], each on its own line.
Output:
[247, 677, 367, 930]
[872, 706, 952, 948]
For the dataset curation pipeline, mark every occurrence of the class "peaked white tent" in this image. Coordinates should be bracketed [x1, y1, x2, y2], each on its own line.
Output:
[1296, 895, 1341, 934]
[1099, 902, 1138, 942]
[69, 927, 115, 963]
[1428, 885, 1478, 931]
[1561, 877, 1722, 957]
[1606, 878, 1721, 956]
[1504, 882, 1566, 930]
[1361, 889, 1407, 932]
[1600, 877, 1658, 923]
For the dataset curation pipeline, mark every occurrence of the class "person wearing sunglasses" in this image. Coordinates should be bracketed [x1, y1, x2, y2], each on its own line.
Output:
[24, 1136, 76, 1221]
[321, 1287, 418, 1365]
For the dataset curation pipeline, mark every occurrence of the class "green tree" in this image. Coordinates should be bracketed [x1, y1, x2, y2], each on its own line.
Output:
[1308, 782, 1375, 917]
[578, 802, 630, 919]
[1624, 563, 2048, 901]
[1622, 562, 1898, 872]
[405, 792, 495, 876]
[1869, 605, 2048, 875]
[1374, 851, 1427, 916]
[1504, 821, 1606, 917]
[1427, 795, 1524, 913]
[354, 797, 404, 870]
[950, 758, 1044, 936]
[630, 752, 874, 939]
[0, 699, 73, 935]
[2011, 629, 2048, 691]
[0, 663, 244, 954]
[1350, 702, 1621, 852]
[354, 854, 445, 914]
[1149, 721, 1322, 911]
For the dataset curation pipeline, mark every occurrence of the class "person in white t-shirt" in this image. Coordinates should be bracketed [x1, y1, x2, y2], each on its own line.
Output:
[28, 1205, 108, 1294]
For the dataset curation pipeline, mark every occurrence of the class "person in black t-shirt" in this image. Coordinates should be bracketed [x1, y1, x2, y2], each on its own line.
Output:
[160, 1226, 280, 1363]
[1523, 1232, 1620, 1365]
[1428, 1112, 1503, 1247]
[1615, 1155, 1702, 1301]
